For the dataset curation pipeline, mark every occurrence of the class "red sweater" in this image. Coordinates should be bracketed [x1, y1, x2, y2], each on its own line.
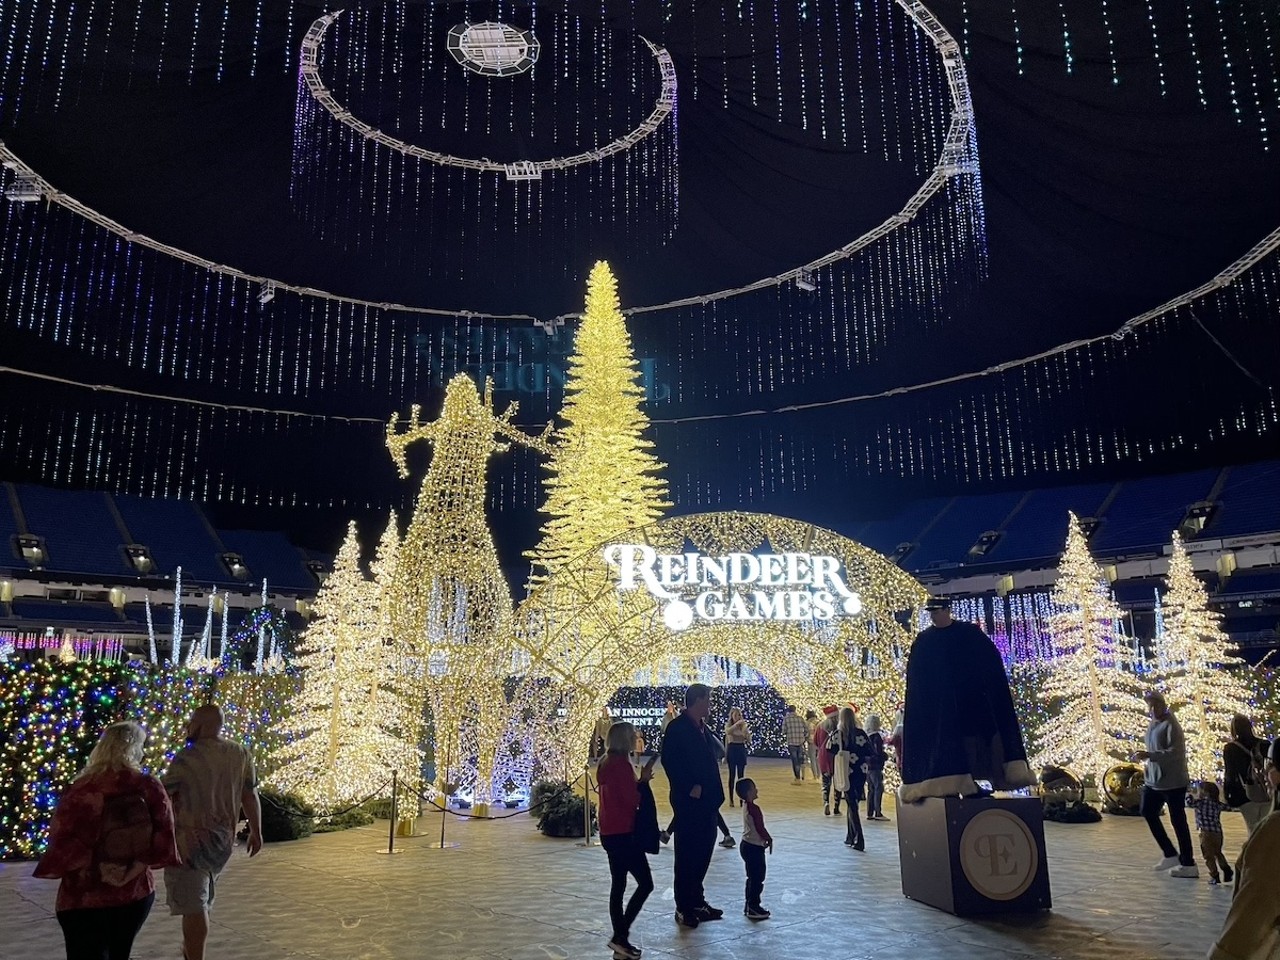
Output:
[33, 768, 180, 911]
[597, 754, 640, 836]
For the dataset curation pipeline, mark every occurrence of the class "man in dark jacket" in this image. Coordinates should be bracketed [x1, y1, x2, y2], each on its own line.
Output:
[659, 683, 726, 928]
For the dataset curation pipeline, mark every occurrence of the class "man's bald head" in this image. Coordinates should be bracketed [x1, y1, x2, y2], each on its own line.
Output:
[187, 704, 224, 741]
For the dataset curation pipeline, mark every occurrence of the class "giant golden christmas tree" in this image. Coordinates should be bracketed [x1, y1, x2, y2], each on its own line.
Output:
[1034, 512, 1148, 783]
[1155, 531, 1253, 781]
[526, 260, 670, 585]
[386, 374, 549, 803]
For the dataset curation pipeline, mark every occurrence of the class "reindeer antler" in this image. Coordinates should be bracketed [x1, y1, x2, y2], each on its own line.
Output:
[386, 404, 436, 479]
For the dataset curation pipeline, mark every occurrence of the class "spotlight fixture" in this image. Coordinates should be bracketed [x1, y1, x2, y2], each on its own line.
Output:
[123, 543, 155, 575]
[967, 530, 1002, 558]
[888, 542, 914, 566]
[257, 281, 276, 305]
[2, 173, 41, 202]
[1179, 501, 1217, 538]
[795, 270, 817, 292]
[219, 552, 250, 580]
[14, 534, 47, 568]
[304, 559, 331, 585]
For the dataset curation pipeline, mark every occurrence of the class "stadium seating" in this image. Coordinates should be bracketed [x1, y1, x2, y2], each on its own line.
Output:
[1204, 462, 1280, 540]
[981, 482, 1115, 566]
[1089, 469, 1221, 554]
[903, 491, 1026, 572]
[112, 495, 227, 584]
[14, 485, 129, 577]
[216, 530, 314, 592]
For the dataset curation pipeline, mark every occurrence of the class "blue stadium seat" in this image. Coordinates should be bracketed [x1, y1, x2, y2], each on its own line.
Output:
[1218, 568, 1280, 598]
[216, 530, 314, 591]
[847, 497, 953, 557]
[112, 495, 226, 584]
[903, 492, 1025, 572]
[1090, 469, 1222, 554]
[982, 483, 1114, 565]
[13, 485, 128, 577]
[1203, 462, 1280, 539]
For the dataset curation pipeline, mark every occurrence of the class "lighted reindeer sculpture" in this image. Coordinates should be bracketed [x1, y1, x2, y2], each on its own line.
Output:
[385, 374, 551, 805]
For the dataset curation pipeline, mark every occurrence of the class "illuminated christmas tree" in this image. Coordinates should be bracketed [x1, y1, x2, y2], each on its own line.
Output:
[1034, 512, 1148, 783]
[527, 261, 670, 585]
[369, 510, 421, 785]
[386, 374, 550, 803]
[1154, 531, 1253, 781]
[270, 522, 412, 809]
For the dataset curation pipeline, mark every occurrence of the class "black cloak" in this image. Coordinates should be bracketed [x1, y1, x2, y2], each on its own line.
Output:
[899, 620, 1036, 802]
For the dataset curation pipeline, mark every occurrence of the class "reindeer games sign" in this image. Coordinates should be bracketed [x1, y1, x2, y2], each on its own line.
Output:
[603, 544, 864, 632]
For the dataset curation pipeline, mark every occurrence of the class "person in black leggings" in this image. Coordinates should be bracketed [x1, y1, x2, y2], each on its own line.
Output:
[724, 708, 750, 806]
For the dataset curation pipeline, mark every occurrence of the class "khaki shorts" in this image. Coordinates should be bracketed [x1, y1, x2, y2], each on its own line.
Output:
[164, 860, 227, 915]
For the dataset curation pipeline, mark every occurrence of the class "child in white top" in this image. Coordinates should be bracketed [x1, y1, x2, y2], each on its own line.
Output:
[735, 778, 772, 920]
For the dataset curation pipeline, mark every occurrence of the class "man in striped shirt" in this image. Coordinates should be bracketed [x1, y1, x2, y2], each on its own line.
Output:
[782, 705, 810, 783]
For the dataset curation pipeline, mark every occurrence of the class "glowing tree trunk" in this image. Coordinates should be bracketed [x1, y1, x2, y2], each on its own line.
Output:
[526, 260, 670, 587]
[270, 522, 415, 810]
[1154, 531, 1253, 781]
[386, 375, 550, 803]
[1034, 512, 1148, 784]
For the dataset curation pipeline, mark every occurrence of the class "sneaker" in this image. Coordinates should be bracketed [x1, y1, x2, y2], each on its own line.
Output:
[1169, 864, 1200, 879]
[719, 836, 736, 848]
[823, 803, 830, 816]
[674, 910, 699, 928]
[874, 814, 891, 821]
[1207, 877, 1220, 886]
[607, 937, 642, 959]
[1153, 855, 1180, 871]
[659, 831, 670, 845]
[696, 904, 725, 921]
[833, 804, 841, 816]
[853, 841, 865, 851]
[792, 778, 802, 785]
[1223, 866, 1234, 883]
[745, 905, 771, 920]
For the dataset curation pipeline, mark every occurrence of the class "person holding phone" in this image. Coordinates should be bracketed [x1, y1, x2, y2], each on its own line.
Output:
[598, 722, 658, 960]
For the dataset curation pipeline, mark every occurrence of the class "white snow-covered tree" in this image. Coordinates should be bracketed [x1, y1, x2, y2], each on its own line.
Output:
[1034, 512, 1149, 783]
[270, 522, 416, 809]
[1153, 531, 1253, 781]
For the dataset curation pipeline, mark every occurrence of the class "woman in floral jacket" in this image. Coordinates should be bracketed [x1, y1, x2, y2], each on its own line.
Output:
[34, 721, 180, 960]
[837, 707, 874, 851]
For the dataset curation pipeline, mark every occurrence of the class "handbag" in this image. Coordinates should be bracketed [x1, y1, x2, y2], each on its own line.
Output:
[833, 750, 852, 793]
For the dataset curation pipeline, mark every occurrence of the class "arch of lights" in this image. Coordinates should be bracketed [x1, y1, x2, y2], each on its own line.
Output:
[300, 10, 677, 182]
[495, 512, 928, 789]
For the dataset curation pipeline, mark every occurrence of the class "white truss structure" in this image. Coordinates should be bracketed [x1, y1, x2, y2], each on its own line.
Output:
[575, 0, 980, 321]
[300, 11, 677, 182]
[0, 142, 535, 322]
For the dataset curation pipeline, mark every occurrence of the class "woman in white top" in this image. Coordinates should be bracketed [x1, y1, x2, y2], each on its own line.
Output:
[724, 708, 750, 806]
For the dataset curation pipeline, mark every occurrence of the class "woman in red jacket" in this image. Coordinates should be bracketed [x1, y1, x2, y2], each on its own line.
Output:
[34, 721, 181, 960]
[597, 722, 656, 960]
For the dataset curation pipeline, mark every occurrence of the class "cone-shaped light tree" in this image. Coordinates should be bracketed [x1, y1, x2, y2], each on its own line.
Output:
[527, 261, 670, 585]
[369, 510, 421, 786]
[1154, 531, 1253, 781]
[1034, 512, 1149, 783]
[271, 522, 414, 809]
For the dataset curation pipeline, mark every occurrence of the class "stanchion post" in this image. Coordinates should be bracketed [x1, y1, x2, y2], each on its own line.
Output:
[581, 763, 594, 847]
[439, 790, 448, 848]
[387, 771, 398, 855]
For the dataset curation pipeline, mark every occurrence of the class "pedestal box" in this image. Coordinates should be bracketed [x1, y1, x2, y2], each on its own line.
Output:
[897, 796, 1051, 916]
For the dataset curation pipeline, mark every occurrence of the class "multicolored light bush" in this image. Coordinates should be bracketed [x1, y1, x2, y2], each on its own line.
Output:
[0, 660, 297, 860]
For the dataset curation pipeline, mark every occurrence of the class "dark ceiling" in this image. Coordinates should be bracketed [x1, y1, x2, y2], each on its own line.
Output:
[0, 0, 1277, 554]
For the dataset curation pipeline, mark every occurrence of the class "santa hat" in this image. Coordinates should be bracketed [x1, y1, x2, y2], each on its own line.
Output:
[821, 705, 839, 717]
[847, 702, 859, 714]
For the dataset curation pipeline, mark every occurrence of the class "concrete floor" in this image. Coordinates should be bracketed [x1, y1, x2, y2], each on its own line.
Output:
[1, 759, 1238, 960]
